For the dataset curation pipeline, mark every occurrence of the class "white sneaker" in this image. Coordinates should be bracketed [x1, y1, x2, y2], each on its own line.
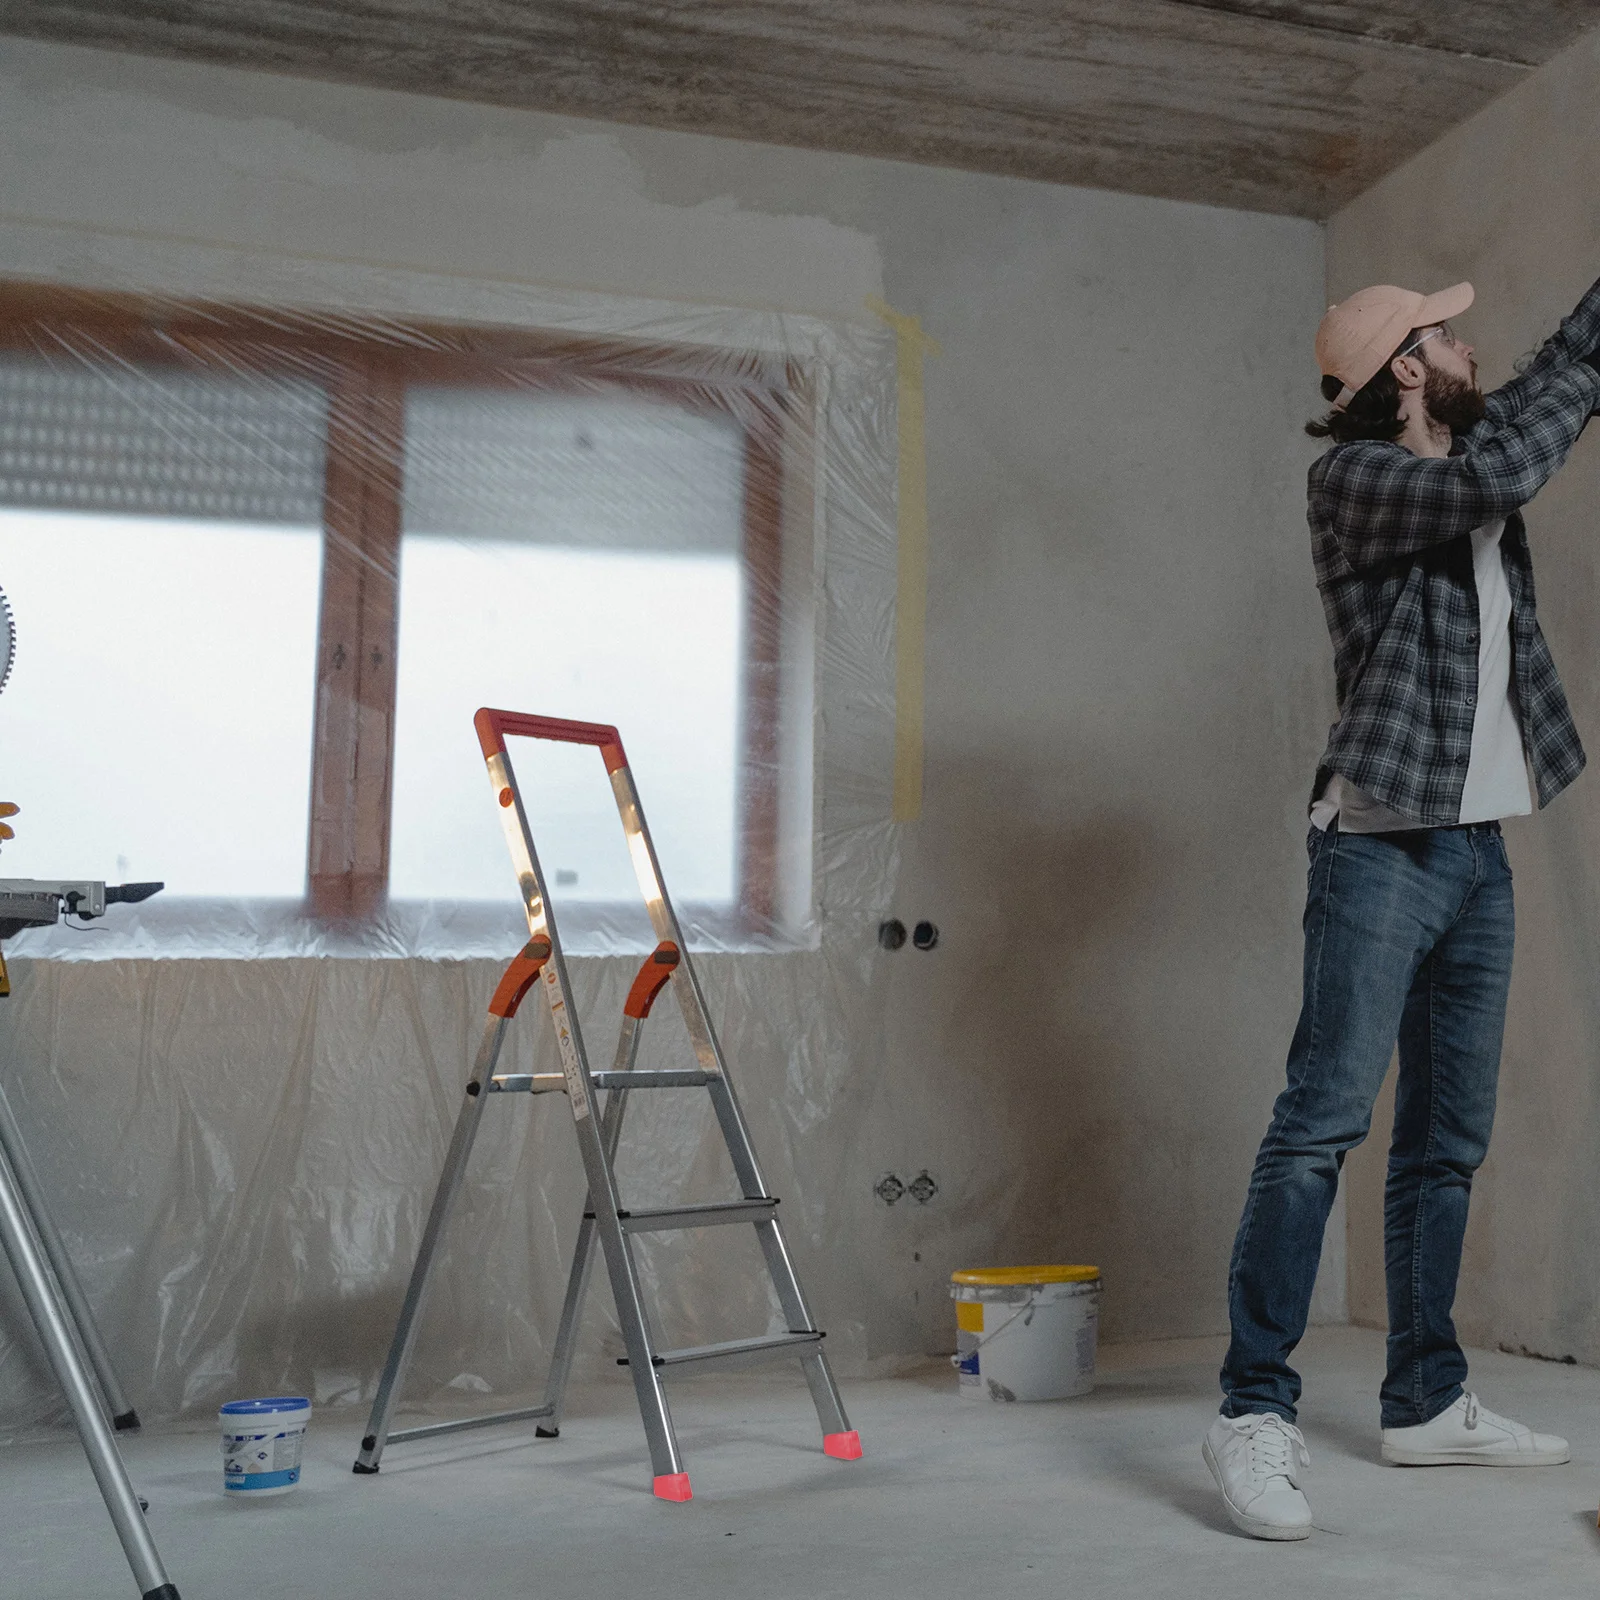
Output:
[1203, 1413, 1313, 1540]
[1381, 1392, 1569, 1467]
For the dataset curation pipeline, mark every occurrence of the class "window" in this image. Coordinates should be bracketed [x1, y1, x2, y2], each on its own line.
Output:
[0, 286, 807, 947]
[0, 354, 326, 894]
[390, 389, 747, 915]
[0, 509, 322, 894]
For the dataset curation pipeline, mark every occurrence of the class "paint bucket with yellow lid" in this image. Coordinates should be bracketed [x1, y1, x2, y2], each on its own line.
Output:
[950, 1266, 1101, 1403]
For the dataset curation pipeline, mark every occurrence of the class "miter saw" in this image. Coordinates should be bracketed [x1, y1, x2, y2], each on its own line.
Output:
[0, 881, 166, 994]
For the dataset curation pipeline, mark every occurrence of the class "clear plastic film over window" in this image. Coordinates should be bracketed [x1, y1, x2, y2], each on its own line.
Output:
[0, 282, 902, 958]
[394, 384, 768, 953]
[0, 273, 905, 1432]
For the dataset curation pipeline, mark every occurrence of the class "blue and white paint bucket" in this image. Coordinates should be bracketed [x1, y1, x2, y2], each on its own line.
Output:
[220, 1397, 311, 1497]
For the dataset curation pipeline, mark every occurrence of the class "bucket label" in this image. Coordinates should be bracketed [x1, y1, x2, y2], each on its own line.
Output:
[956, 1328, 981, 1390]
[225, 1467, 300, 1491]
[223, 1425, 305, 1491]
[952, 1281, 1100, 1402]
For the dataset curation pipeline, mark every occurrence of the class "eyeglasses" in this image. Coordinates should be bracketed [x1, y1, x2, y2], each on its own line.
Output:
[1399, 323, 1462, 358]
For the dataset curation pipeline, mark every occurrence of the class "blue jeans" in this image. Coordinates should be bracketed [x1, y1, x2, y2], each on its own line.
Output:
[1220, 821, 1514, 1429]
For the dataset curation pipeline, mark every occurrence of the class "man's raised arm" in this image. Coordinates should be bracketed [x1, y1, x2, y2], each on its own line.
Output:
[1318, 362, 1600, 573]
[1485, 273, 1600, 424]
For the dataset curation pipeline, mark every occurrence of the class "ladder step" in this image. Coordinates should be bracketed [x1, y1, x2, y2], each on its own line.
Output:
[592, 1069, 712, 1090]
[386, 1401, 555, 1445]
[620, 1331, 823, 1370]
[614, 1199, 778, 1233]
[489, 1073, 565, 1094]
[488, 1069, 713, 1094]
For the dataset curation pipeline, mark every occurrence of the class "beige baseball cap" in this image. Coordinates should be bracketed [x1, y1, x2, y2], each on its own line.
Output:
[1316, 282, 1475, 409]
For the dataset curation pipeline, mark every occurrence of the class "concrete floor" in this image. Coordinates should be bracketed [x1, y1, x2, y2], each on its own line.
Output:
[4, 1326, 1599, 1599]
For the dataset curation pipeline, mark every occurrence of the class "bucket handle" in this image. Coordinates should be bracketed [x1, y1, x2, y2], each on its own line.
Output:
[948, 1296, 1038, 1368]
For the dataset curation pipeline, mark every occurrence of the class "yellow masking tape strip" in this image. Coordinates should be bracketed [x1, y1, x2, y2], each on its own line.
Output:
[955, 1301, 985, 1333]
[867, 296, 941, 823]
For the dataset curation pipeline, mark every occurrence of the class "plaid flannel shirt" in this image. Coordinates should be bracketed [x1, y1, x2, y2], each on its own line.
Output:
[1308, 277, 1600, 825]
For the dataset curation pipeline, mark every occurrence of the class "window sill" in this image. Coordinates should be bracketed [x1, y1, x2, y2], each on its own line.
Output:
[2, 897, 816, 960]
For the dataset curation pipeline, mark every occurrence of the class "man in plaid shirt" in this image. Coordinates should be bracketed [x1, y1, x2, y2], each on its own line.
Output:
[1203, 277, 1600, 1540]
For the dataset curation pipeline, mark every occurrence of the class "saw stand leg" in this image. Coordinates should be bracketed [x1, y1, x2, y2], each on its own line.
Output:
[0, 1080, 140, 1429]
[0, 1114, 178, 1599]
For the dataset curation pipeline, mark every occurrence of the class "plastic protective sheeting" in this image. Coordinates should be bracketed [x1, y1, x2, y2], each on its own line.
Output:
[0, 271, 902, 1433]
[0, 274, 900, 954]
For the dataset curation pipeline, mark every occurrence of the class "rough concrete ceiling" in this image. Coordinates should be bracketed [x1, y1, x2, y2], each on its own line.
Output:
[4, 2, 1596, 218]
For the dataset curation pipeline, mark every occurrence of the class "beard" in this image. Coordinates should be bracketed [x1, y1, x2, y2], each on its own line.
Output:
[1424, 361, 1487, 433]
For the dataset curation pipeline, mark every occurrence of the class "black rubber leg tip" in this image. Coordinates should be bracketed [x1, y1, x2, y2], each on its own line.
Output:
[535, 1425, 560, 1438]
[114, 1409, 141, 1432]
[142, 1586, 181, 1599]
[352, 1461, 380, 1475]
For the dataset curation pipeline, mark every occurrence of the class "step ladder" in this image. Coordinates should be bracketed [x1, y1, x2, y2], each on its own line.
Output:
[354, 709, 860, 1499]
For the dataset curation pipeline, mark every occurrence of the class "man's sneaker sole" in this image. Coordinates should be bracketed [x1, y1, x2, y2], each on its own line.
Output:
[1202, 1437, 1312, 1540]
[1381, 1442, 1570, 1468]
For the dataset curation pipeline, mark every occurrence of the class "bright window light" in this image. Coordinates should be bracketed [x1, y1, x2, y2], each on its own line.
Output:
[0, 510, 321, 894]
[389, 390, 747, 909]
[390, 543, 742, 904]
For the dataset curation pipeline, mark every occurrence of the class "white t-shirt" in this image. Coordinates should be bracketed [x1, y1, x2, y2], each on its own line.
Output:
[1313, 519, 1531, 832]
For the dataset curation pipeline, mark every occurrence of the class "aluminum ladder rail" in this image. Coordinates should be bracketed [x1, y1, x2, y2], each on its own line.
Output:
[354, 708, 861, 1500]
[0, 1071, 176, 1598]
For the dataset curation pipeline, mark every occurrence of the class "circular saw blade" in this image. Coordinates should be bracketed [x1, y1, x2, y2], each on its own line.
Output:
[0, 583, 11, 696]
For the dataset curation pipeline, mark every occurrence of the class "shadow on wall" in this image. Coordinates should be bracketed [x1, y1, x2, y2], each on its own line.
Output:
[878, 743, 1315, 1358]
[879, 754, 1157, 1355]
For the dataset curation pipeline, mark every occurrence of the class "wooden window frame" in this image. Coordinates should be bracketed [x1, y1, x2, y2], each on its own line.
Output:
[0, 283, 800, 930]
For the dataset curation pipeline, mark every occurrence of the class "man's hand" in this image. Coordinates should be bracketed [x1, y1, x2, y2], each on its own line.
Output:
[0, 803, 16, 845]
[1579, 346, 1600, 418]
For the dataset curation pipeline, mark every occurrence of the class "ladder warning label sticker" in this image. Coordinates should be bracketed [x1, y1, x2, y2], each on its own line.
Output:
[543, 965, 590, 1119]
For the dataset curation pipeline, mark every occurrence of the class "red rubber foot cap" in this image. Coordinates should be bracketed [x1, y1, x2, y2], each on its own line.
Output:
[653, 1473, 693, 1501]
[823, 1431, 863, 1460]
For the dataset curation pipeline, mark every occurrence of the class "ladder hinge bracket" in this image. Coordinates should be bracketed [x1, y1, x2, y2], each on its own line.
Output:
[623, 941, 681, 1019]
[488, 935, 554, 1019]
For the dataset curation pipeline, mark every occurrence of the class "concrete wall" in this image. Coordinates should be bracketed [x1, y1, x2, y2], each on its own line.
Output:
[1328, 31, 1600, 1363]
[0, 36, 1330, 1423]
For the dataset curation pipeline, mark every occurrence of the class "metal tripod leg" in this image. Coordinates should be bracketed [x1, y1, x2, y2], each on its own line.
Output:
[0, 1077, 139, 1429]
[0, 1134, 177, 1599]
[354, 1015, 509, 1474]
[538, 1016, 642, 1435]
